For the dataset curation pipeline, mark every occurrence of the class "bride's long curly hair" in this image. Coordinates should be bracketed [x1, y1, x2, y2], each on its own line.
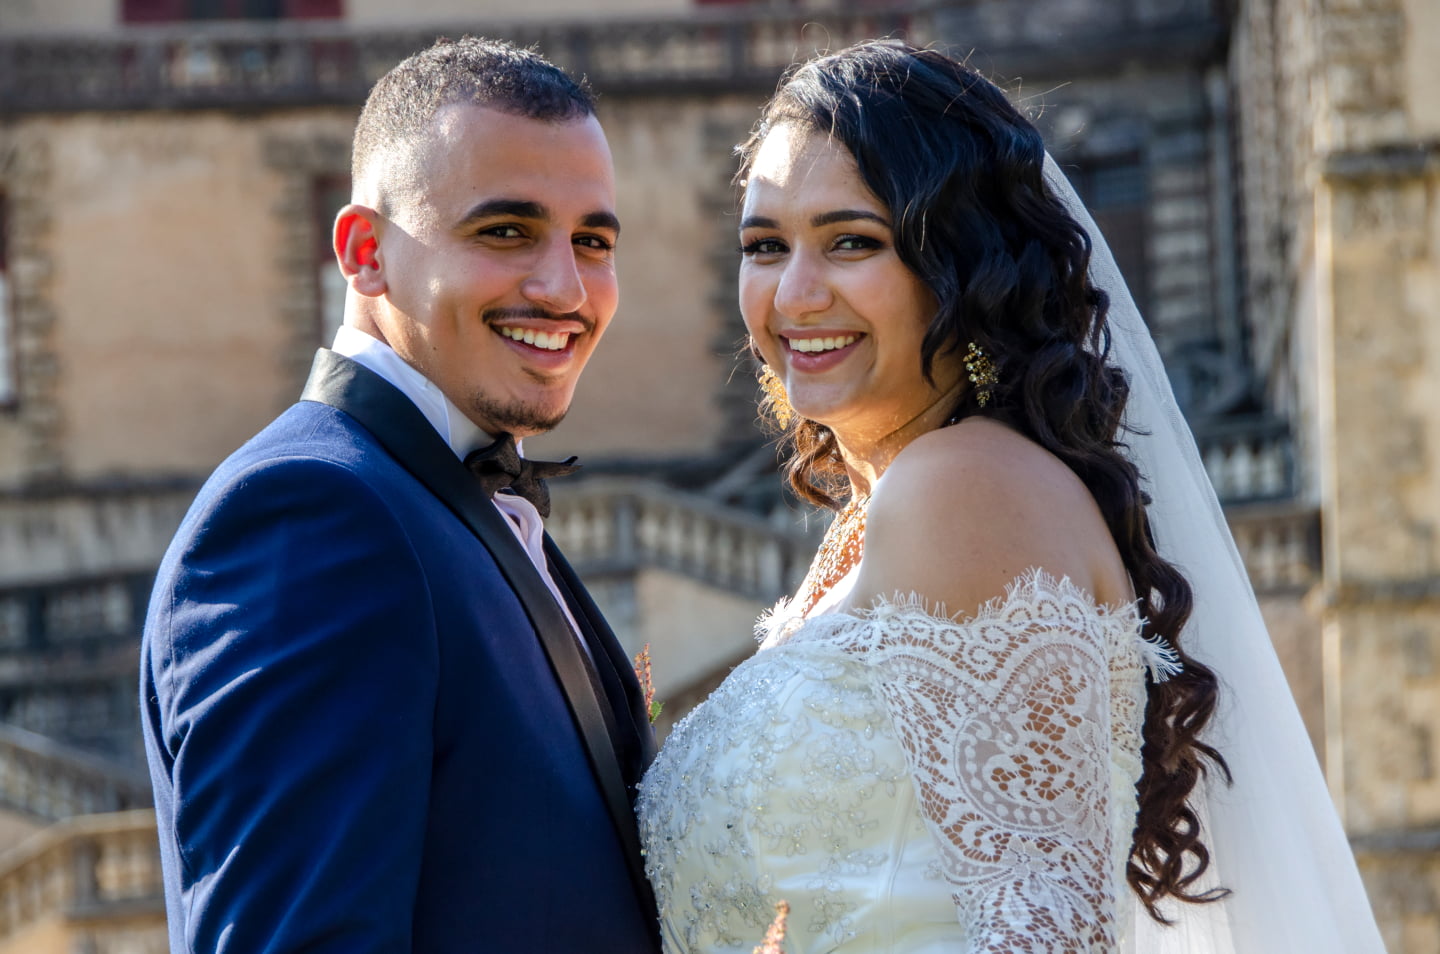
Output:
[738, 41, 1230, 920]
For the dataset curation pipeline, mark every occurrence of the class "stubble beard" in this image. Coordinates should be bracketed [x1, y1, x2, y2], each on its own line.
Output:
[471, 306, 589, 435]
[468, 389, 569, 437]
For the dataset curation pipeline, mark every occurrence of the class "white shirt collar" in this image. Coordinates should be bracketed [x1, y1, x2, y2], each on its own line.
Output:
[325, 328, 576, 637]
[330, 325, 493, 460]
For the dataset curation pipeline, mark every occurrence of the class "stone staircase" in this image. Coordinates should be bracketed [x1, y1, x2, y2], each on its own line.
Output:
[0, 810, 163, 954]
[0, 727, 160, 954]
[549, 477, 818, 603]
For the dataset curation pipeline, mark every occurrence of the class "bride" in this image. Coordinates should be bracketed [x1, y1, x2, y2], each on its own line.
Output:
[637, 41, 1384, 953]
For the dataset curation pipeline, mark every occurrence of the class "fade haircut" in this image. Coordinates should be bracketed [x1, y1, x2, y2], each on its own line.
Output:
[351, 36, 596, 211]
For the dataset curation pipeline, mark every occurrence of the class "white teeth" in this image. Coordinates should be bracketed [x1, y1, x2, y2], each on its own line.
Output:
[788, 334, 857, 354]
[499, 327, 570, 351]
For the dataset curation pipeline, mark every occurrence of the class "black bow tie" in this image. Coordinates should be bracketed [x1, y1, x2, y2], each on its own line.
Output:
[463, 433, 579, 518]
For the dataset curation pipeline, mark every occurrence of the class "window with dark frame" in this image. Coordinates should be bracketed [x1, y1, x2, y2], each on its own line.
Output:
[122, 0, 341, 23]
[1069, 154, 1151, 318]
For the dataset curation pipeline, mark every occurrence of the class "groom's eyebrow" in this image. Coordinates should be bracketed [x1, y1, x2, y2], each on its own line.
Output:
[452, 199, 620, 236]
[454, 198, 547, 229]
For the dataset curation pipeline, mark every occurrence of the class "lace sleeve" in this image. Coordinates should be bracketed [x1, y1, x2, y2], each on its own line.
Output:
[841, 572, 1131, 953]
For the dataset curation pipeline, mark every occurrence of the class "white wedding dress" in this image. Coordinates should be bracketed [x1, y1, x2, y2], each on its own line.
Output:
[637, 565, 1163, 954]
[638, 156, 1385, 954]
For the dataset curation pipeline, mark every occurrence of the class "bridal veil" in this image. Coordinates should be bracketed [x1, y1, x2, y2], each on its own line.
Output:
[1042, 155, 1385, 952]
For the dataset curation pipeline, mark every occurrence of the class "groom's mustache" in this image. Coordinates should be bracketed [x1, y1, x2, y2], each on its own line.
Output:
[483, 306, 593, 332]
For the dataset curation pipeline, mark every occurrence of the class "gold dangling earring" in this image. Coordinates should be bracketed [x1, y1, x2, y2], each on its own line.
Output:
[757, 364, 795, 427]
[965, 341, 998, 408]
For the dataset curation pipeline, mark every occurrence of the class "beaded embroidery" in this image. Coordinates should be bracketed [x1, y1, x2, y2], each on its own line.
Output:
[637, 571, 1149, 954]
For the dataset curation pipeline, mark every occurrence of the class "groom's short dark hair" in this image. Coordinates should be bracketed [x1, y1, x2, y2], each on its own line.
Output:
[351, 36, 595, 209]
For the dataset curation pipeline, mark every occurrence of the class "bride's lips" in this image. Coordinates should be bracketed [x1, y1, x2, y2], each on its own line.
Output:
[782, 332, 864, 373]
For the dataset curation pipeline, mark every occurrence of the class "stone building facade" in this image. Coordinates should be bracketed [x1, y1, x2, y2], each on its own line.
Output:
[1232, 0, 1440, 950]
[0, 0, 1427, 950]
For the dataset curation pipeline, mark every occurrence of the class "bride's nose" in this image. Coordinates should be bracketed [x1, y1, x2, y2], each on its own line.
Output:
[773, 253, 833, 319]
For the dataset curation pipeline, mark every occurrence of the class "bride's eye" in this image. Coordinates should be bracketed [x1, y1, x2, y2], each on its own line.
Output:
[739, 238, 786, 257]
[833, 234, 882, 252]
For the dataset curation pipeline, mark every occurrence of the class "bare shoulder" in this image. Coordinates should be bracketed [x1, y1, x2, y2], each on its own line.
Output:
[842, 418, 1131, 617]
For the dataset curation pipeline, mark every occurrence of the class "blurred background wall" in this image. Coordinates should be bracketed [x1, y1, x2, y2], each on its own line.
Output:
[0, 0, 1434, 951]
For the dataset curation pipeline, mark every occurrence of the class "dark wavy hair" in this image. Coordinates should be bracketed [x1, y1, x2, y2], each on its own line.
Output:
[738, 40, 1230, 921]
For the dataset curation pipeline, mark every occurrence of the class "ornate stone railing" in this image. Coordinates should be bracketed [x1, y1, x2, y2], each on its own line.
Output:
[0, 724, 150, 823]
[1196, 416, 1294, 503]
[0, 483, 194, 592]
[0, 810, 163, 947]
[0, 0, 1223, 113]
[554, 465, 1317, 600]
[1226, 501, 1321, 593]
[550, 480, 817, 603]
[0, 7, 924, 111]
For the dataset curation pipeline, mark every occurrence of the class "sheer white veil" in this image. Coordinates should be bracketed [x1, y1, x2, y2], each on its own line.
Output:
[1039, 156, 1384, 952]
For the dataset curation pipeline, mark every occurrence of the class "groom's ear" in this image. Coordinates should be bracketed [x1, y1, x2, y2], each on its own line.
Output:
[335, 204, 386, 298]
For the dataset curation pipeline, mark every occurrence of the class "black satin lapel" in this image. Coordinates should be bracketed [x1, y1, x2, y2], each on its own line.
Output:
[542, 559, 658, 921]
[299, 349, 644, 889]
[546, 537, 659, 769]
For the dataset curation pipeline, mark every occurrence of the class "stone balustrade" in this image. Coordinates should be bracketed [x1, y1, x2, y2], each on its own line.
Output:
[555, 472, 1312, 595]
[0, 7, 927, 112]
[0, 724, 150, 823]
[0, 810, 162, 946]
[1226, 501, 1321, 592]
[1195, 417, 1294, 502]
[0, 0, 1224, 113]
[550, 479, 817, 602]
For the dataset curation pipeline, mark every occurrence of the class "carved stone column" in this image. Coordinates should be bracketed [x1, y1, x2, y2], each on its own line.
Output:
[1319, 145, 1440, 954]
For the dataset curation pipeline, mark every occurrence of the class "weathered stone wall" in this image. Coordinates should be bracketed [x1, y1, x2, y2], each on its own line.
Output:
[1321, 162, 1440, 953]
[1235, 0, 1440, 947]
[45, 114, 299, 482]
[1231, 0, 1323, 494]
[0, 98, 768, 488]
[0, 0, 110, 35]
[0, 130, 61, 487]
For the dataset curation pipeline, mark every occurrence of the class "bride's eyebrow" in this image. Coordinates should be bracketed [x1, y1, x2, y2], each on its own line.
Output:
[739, 209, 892, 230]
[811, 209, 890, 228]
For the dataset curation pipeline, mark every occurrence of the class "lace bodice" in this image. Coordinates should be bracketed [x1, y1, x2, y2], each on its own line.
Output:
[637, 571, 1156, 953]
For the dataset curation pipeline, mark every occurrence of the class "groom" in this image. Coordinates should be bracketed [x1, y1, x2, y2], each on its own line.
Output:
[140, 37, 659, 952]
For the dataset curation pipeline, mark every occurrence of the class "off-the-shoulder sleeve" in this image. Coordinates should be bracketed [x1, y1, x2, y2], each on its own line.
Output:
[836, 572, 1133, 953]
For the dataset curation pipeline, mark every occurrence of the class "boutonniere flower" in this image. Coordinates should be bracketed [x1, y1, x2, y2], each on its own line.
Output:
[632, 643, 662, 725]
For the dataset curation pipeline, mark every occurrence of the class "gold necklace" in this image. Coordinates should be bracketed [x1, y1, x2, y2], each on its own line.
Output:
[795, 495, 869, 616]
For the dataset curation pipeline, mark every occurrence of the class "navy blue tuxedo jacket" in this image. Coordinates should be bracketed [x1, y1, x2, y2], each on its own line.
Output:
[141, 350, 660, 953]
